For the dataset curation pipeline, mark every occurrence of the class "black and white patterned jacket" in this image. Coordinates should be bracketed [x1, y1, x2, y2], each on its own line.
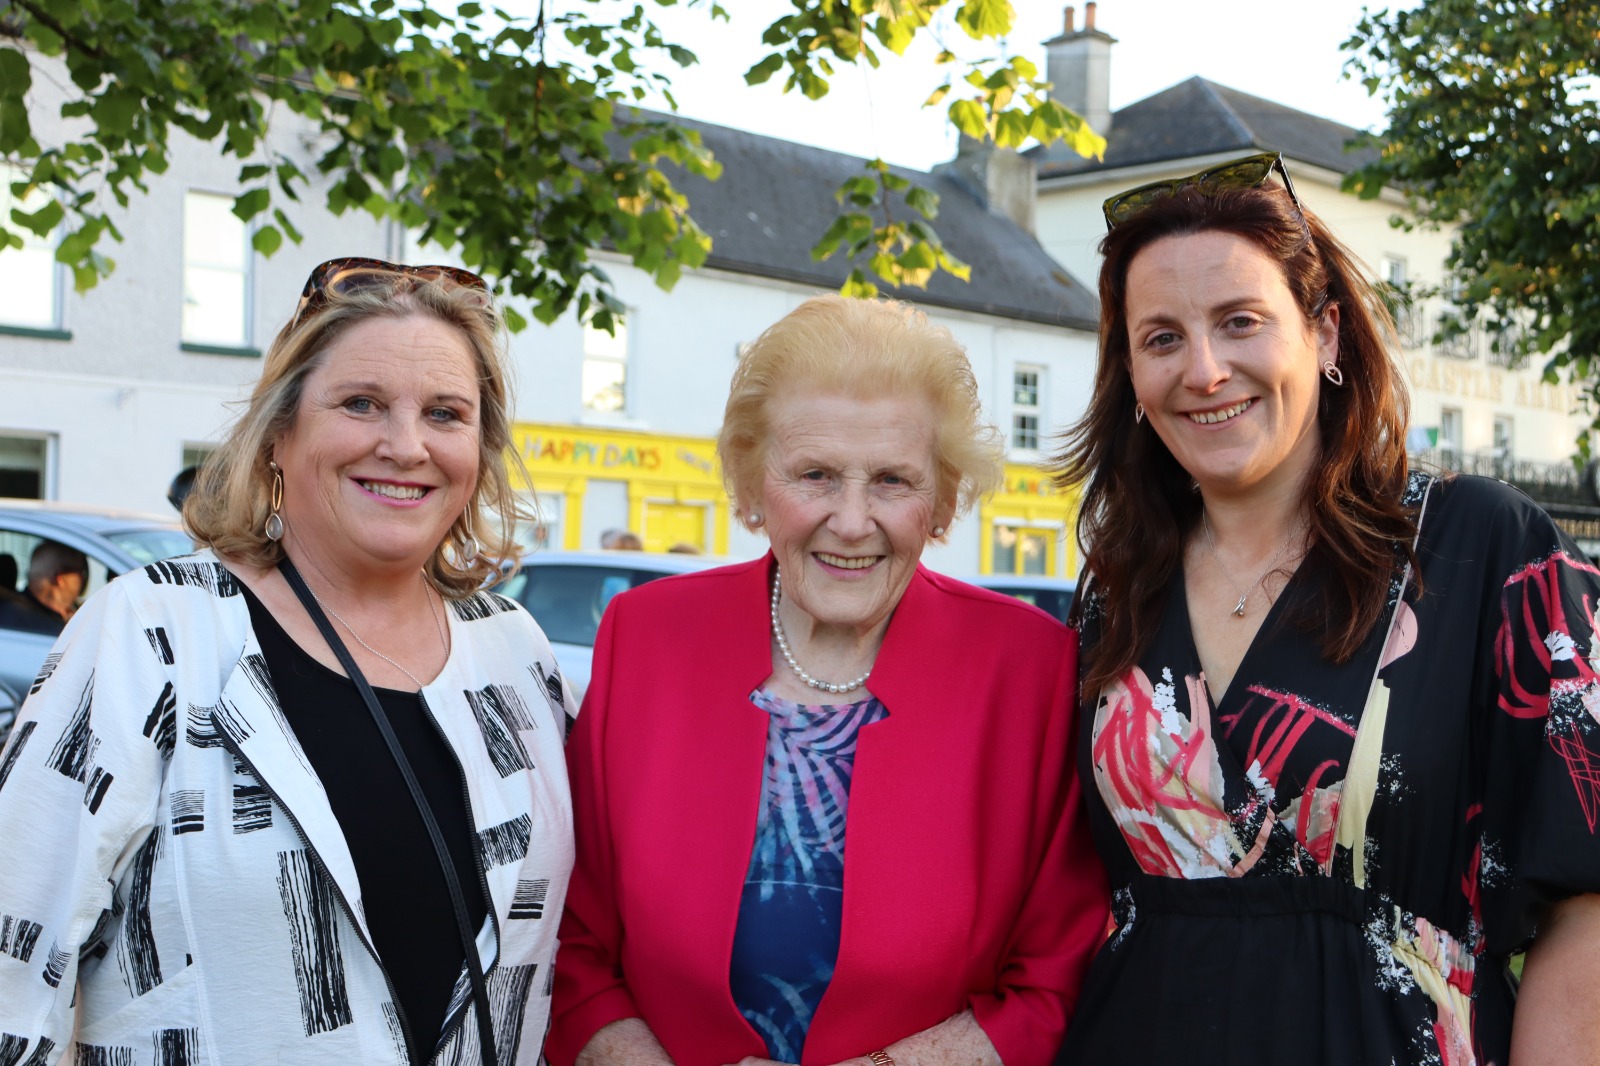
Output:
[0, 550, 574, 1065]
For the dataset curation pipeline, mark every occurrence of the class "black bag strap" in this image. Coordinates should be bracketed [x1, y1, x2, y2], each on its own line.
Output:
[279, 558, 498, 1066]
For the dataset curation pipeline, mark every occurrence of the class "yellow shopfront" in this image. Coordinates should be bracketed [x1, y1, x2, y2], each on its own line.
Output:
[977, 463, 1081, 579]
[511, 423, 732, 554]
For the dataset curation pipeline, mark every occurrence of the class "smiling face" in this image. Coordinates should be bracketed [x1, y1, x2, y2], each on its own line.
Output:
[1125, 230, 1338, 503]
[272, 313, 482, 580]
[756, 389, 952, 639]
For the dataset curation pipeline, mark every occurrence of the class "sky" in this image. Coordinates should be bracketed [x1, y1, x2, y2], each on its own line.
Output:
[553, 0, 1411, 172]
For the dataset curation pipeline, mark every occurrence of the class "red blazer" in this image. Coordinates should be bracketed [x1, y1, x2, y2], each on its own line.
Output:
[546, 556, 1107, 1066]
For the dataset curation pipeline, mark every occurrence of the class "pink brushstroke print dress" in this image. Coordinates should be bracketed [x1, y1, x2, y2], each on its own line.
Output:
[1057, 473, 1600, 1066]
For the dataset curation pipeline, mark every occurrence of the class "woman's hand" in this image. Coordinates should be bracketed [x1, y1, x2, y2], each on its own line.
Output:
[724, 1010, 999, 1066]
[576, 1018, 675, 1066]
[1511, 892, 1600, 1065]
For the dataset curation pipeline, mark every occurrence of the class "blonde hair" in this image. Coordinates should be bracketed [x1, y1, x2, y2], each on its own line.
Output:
[718, 294, 1003, 534]
[184, 273, 536, 597]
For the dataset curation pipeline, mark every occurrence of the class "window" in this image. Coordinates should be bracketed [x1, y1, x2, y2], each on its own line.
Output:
[992, 523, 1055, 576]
[0, 434, 49, 498]
[1012, 367, 1042, 451]
[1439, 407, 1464, 467]
[581, 313, 629, 415]
[182, 191, 252, 348]
[0, 166, 63, 331]
[1380, 254, 1422, 348]
[1493, 415, 1514, 460]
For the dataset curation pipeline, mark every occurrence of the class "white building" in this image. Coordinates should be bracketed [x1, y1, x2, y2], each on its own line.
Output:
[0, 56, 1100, 579]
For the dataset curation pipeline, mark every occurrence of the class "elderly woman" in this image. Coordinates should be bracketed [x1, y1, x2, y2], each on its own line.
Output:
[547, 294, 1107, 1066]
[0, 258, 573, 1065]
[1053, 154, 1600, 1065]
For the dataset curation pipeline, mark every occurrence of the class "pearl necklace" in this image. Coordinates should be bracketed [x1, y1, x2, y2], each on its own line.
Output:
[309, 570, 449, 690]
[769, 564, 872, 695]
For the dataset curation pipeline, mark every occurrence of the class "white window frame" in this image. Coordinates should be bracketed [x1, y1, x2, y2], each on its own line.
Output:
[0, 164, 64, 332]
[181, 190, 254, 349]
[1011, 365, 1044, 453]
[581, 309, 631, 419]
[0, 432, 56, 499]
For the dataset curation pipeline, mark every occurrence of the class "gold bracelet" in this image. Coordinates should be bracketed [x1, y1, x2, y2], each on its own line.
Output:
[868, 1052, 895, 1066]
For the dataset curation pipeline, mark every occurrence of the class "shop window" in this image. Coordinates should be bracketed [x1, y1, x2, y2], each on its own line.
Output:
[0, 165, 63, 331]
[582, 313, 629, 415]
[1012, 367, 1042, 451]
[0, 434, 49, 498]
[182, 191, 252, 348]
[992, 523, 1055, 576]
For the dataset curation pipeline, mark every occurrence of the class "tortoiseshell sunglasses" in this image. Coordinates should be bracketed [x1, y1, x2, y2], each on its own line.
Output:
[289, 256, 488, 328]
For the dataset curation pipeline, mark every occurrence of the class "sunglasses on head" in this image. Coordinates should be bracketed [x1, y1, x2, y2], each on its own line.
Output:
[290, 256, 488, 328]
[1101, 152, 1303, 230]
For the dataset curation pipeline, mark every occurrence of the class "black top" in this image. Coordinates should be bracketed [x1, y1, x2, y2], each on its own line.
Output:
[1059, 473, 1600, 1065]
[0, 589, 65, 635]
[242, 584, 488, 1063]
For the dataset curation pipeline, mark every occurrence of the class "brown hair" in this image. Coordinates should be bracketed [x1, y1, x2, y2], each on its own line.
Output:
[184, 272, 536, 597]
[1054, 182, 1416, 694]
[718, 293, 1003, 535]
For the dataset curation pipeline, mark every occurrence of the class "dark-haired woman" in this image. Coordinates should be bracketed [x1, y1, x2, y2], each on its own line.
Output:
[1053, 154, 1600, 1065]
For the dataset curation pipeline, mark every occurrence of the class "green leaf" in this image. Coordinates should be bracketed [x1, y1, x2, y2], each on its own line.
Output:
[948, 98, 987, 139]
[251, 224, 283, 255]
[745, 53, 784, 85]
[233, 187, 271, 221]
[955, 0, 1014, 39]
[13, 197, 64, 237]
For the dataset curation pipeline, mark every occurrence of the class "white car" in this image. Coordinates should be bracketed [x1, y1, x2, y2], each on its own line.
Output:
[493, 550, 733, 702]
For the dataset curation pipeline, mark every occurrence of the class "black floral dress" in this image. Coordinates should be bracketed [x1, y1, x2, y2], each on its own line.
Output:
[1057, 474, 1600, 1066]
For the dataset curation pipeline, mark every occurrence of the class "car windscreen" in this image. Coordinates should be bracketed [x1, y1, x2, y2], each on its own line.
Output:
[496, 564, 669, 648]
[105, 529, 195, 566]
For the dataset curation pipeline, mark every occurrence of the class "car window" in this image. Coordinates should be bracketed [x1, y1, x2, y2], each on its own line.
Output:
[0, 530, 112, 612]
[496, 564, 672, 648]
[987, 585, 1074, 623]
[105, 528, 194, 566]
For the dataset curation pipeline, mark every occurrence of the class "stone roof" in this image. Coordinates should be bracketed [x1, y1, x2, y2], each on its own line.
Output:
[654, 112, 1099, 331]
[1031, 76, 1381, 179]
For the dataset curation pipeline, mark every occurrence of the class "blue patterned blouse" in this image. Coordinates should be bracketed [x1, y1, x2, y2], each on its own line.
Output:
[728, 688, 889, 1061]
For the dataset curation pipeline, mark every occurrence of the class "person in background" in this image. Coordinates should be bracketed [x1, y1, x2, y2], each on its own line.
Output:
[0, 257, 574, 1065]
[549, 293, 1107, 1066]
[599, 529, 644, 551]
[1053, 152, 1600, 1065]
[0, 540, 87, 634]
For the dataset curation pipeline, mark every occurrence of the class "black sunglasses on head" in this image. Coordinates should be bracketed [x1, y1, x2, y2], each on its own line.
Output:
[290, 256, 488, 328]
[1101, 152, 1304, 230]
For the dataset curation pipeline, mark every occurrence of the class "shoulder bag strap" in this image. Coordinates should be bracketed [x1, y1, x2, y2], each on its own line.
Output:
[279, 558, 498, 1066]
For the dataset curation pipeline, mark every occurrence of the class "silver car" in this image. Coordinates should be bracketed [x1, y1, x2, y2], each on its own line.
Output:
[0, 500, 194, 721]
[493, 549, 730, 702]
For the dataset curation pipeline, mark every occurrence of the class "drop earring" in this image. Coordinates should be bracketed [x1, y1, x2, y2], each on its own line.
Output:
[458, 508, 479, 565]
[1134, 402, 1146, 424]
[264, 462, 285, 541]
[1322, 361, 1344, 386]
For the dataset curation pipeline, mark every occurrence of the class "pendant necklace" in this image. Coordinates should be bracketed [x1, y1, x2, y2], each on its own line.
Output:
[1201, 513, 1305, 619]
[308, 569, 449, 689]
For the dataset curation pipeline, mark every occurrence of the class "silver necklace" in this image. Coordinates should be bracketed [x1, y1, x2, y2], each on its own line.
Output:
[1201, 513, 1304, 619]
[309, 570, 449, 690]
[770, 564, 872, 696]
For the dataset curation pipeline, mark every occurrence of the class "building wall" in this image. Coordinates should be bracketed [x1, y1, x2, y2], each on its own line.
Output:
[1035, 159, 1589, 467]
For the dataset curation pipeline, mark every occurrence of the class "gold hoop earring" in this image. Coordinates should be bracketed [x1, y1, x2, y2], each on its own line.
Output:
[264, 463, 285, 541]
[458, 508, 479, 565]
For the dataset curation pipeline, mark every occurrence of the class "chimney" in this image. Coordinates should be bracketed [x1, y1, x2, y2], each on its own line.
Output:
[1045, 3, 1116, 140]
[936, 135, 1037, 235]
